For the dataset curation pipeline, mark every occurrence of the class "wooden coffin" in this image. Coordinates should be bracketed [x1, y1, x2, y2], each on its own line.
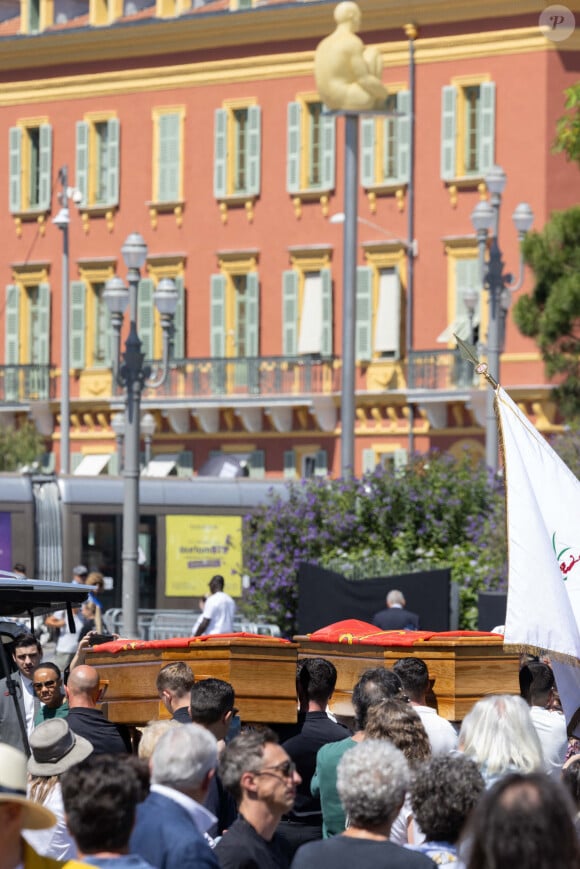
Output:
[296, 635, 520, 722]
[89, 637, 298, 725]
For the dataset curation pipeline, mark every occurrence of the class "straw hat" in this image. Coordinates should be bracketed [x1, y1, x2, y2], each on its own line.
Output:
[0, 744, 56, 829]
[28, 718, 93, 777]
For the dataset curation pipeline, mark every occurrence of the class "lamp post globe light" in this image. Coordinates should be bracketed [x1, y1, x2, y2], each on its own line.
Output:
[469, 165, 534, 473]
[104, 233, 178, 638]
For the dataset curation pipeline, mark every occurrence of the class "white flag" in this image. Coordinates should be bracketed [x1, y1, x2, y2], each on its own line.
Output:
[497, 386, 580, 732]
[498, 386, 580, 656]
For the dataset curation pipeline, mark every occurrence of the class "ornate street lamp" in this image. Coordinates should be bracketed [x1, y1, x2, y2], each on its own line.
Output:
[104, 233, 178, 637]
[470, 166, 534, 472]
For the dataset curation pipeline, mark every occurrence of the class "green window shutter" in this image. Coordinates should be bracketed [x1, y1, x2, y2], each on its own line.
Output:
[105, 297, 113, 368]
[362, 448, 377, 473]
[177, 450, 194, 477]
[210, 274, 226, 357]
[284, 449, 296, 479]
[320, 268, 333, 356]
[314, 449, 328, 477]
[478, 82, 496, 175]
[249, 449, 265, 479]
[287, 102, 301, 194]
[75, 121, 89, 207]
[138, 278, 154, 359]
[38, 125, 52, 210]
[172, 277, 185, 360]
[158, 113, 180, 202]
[282, 270, 298, 355]
[5, 284, 20, 363]
[70, 281, 86, 369]
[356, 266, 373, 361]
[246, 105, 261, 196]
[321, 113, 335, 191]
[37, 283, 50, 365]
[9, 127, 22, 213]
[108, 452, 119, 476]
[246, 272, 259, 357]
[360, 117, 376, 187]
[5, 284, 19, 401]
[71, 452, 84, 472]
[5, 284, 19, 364]
[441, 85, 457, 181]
[214, 108, 228, 198]
[107, 117, 120, 206]
[396, 90, 411, 184]
[393, 448, 408, 475]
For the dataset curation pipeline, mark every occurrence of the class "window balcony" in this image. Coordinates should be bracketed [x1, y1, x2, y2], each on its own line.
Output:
[0, 365, 54, 402]
[406, 348, 478, 391]
[140, 354, 340, 400]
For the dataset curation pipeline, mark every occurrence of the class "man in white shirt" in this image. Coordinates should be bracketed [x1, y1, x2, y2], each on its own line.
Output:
[520, 661, 568, 777]
[393, 657, 458, 754]
[0, 633, 42, 752]
[193, 575, 235, 637]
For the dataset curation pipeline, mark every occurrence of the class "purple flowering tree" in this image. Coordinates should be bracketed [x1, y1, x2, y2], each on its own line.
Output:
[241, 451, 506, 636]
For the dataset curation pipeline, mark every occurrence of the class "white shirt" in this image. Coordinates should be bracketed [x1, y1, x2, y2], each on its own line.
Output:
[54, 609, 84, 654]
[20, 674, 36, 736]
[196, 591, 235, 635]
[150, 784, 216, 836]
[413, 704, 458, 755]
[23, 782, 77, 860]
[530, 705, 568, 776]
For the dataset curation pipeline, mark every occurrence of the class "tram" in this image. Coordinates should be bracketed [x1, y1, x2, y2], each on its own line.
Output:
[0, 474, 286, 610]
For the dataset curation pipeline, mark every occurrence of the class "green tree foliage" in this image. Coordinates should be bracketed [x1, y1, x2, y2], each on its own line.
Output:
[241, 451, 506, 634]
[512, 207, 580, 418]
[554, 82, 580, 166]
[0, 420, 45, 472]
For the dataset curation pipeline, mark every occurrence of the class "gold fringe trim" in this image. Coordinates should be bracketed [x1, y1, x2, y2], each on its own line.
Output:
[503, 642, 580, 669]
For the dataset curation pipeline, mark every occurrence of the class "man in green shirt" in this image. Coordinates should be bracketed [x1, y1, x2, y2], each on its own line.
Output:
[32, 663, 69, 726]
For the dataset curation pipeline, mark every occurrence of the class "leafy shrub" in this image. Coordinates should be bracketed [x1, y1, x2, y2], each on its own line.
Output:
[240, 451, 506, 635]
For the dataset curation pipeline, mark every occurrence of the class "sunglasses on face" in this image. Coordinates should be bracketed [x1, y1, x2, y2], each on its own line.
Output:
[256, 760, 296, 779]
[33, 680, 57, 689]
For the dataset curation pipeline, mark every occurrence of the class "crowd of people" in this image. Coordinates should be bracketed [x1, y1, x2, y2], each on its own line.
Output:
[2, 573, 580, 868]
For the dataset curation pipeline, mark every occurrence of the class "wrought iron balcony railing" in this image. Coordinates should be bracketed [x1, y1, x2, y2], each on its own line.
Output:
[406, 348, 478, 390]
[142, 354, 340, 398]
[0, 351, 480, 406]
[0, 365, 54, 401]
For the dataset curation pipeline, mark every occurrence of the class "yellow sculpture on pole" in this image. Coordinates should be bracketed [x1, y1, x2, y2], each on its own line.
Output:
[314, 1, 388, 111]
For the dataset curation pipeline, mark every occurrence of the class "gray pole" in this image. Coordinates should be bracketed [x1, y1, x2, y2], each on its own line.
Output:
[59, 168, 70, 475]
[341, 113, 358, 479]
[405, 25, 417, 456]
[121, 270, 145, 638]
[485, 236, 503, 473]
[484, 190, 503, 473]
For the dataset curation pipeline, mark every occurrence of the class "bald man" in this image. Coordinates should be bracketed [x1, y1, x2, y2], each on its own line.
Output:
[65, 665, 131, 754]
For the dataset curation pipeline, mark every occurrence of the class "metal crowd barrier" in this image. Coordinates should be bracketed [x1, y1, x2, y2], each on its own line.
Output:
[104, 608, 281, 641]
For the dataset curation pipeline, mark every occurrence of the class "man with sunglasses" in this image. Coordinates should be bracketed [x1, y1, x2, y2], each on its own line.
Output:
[216, 729, 300, 869]
[32, 662, 69, 724]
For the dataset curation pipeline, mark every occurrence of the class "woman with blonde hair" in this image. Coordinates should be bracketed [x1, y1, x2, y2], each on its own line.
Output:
[458, 694, 544, 787]
[23, 717, 93, 860]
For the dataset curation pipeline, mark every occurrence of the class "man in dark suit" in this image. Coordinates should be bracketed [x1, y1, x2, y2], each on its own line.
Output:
[278, 657, 350, 855]
[0, 633, 41, 752]
[130, 723, 219, 869]
[372, 589, 419, 631]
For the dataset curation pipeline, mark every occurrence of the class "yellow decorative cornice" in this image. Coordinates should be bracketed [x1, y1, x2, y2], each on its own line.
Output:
[0, 26, 570, 106]
[1, 0, 577, 74]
